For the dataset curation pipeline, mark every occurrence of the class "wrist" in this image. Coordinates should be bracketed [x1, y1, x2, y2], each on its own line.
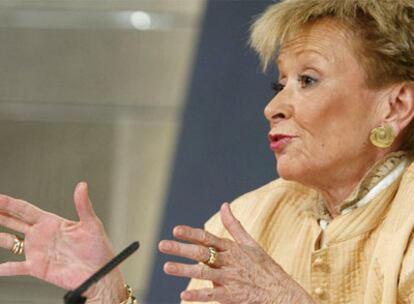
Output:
[270, 277, 315, 304]
[285, 284, 315, 304]
[85, 268, 128, 304]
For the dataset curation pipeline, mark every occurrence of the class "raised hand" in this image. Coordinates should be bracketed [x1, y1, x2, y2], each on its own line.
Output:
[159, 203, 314, 303]
[0, 182, 126, 302]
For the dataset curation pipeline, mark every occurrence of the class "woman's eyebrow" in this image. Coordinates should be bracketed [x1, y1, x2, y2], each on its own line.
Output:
[278, 47, 332, 65]
[296, 49, 331, 62]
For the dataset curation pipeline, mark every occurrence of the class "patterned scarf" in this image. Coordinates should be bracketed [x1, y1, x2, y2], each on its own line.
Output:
[312, 151, 409, 221]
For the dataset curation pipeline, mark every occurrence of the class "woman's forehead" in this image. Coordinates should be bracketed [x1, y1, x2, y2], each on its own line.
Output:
[277, 19, 355, 65]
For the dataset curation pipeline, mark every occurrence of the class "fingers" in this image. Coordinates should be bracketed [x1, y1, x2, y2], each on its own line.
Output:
[181, 287, 228, 302]
[173, 225, 230, 251]
[159, 240, 227, 268]
[0, 261, 29, 276]
[159, 240, 211, 263]
[0, 232, 17, 251]
[220, 202, 256, 246]
[163, 262, 223, 283]
[0, 212, 30, 234]
[0, 195, 42, 225]
[74, 182, 97, 223]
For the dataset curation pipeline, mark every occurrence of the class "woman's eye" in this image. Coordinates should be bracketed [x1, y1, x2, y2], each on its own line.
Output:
[299, 75, 317, 88]
[271, 82, 285, 95]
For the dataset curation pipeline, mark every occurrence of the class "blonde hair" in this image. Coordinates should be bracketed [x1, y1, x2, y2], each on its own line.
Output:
[250, 0, 414, 151]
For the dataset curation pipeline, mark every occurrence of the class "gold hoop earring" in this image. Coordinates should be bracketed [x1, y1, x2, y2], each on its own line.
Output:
[370, 123, 395, 148]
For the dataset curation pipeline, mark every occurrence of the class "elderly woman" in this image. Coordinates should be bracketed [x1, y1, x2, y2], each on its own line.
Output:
[0, 0, 414, 303]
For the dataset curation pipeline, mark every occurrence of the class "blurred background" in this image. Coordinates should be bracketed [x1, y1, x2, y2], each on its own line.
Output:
[0, 0, 275, 303]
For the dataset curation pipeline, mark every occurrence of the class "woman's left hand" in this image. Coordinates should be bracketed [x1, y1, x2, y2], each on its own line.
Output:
[159, 203, 314, 303]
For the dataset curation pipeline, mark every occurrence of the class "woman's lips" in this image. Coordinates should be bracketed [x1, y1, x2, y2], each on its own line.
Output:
[268, 133, 297, 152]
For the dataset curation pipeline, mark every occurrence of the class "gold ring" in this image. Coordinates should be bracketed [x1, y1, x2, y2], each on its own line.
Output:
[10, 236, 24, 255]
[205, 246, 218, 266]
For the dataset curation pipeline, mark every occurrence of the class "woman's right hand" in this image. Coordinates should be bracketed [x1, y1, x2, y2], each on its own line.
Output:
[0, 182, 127, 303]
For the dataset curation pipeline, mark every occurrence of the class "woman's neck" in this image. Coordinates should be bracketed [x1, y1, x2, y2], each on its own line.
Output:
[313, 153, 388, 218]
[319, 181, 361, 218]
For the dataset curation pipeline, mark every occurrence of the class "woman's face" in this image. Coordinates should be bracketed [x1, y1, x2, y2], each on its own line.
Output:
[265, 19, 388, 187]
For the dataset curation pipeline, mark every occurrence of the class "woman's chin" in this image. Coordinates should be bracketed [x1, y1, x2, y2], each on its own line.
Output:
[277, 168, 297, 181]
[276, 158, 305, 182]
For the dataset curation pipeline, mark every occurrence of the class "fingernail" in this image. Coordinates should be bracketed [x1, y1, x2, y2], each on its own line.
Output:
[161, 241, 171, 250]
[174, 226, 185, 236]
[77, 181, 87, 190]
[181, 291, 192, 300]
[165, 263, 177, 273]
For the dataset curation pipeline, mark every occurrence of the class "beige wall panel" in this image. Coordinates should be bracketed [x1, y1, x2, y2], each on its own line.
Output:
[108, 120, 179, 299]
[0, 0, 205, 301]
[0, 0, 206, 16]
[0, 28, 197, 107]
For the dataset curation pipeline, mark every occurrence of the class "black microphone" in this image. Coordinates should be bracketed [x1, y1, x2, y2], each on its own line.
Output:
[64, 241, 140, 304]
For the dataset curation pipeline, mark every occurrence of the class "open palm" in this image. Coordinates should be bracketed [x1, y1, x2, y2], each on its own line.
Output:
[0, 182, 118, 294]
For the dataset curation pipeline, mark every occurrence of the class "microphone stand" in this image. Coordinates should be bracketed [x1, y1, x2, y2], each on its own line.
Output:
[64, 241, 140, 304]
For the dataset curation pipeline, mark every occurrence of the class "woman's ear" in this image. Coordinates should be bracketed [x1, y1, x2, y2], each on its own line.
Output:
[384, 82, 414, 136]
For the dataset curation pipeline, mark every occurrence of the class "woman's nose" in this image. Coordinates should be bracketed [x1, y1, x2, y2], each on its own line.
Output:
[264, 94, 292, 124]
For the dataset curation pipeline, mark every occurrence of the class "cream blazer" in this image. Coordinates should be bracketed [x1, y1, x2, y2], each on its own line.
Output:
[184, 161, 414, 303]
